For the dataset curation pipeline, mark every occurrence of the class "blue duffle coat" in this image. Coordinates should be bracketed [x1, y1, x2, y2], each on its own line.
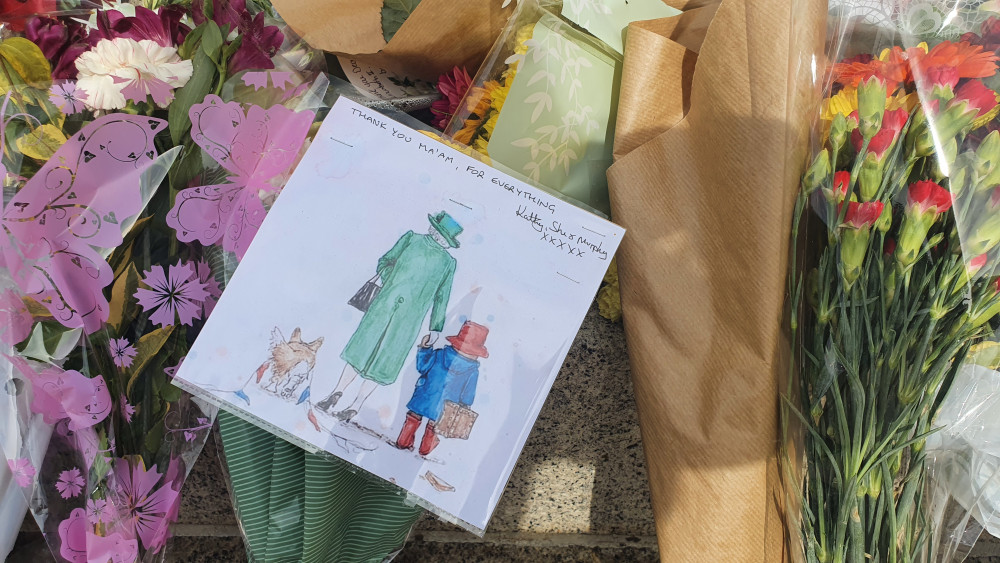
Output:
[406, 346, 479, 421]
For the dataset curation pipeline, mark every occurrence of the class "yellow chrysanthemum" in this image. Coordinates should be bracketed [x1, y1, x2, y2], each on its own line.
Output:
[596, 260, 622, 322]
[491, 80, 511, 113]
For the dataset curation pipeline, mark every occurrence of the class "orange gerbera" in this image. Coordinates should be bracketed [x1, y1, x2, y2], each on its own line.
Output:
[914, 41, 998, 79]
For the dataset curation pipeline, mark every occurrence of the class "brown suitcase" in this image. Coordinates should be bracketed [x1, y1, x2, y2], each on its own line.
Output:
[436, 401, 477, 440]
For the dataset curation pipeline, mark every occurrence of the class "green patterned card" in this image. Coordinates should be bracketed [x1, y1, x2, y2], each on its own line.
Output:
[487, 17, 618, 215]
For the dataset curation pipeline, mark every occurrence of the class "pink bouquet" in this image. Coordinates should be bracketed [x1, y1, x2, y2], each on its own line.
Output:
[0, 1, 325, 560]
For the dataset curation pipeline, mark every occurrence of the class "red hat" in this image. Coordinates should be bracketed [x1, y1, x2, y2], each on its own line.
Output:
[447, 321, 489, 359]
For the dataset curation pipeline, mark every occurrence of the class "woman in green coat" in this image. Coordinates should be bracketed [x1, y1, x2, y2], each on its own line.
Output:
[316, 211, 462, 421]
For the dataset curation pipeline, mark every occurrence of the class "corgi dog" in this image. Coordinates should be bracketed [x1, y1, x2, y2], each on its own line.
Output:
[260, 327, 324, 398]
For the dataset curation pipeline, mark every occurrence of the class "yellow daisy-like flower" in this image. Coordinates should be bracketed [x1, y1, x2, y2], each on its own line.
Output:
[492, 78, 511, 113]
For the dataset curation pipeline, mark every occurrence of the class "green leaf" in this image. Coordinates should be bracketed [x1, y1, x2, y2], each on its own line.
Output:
[126, 326, 176, 394]
[0, 38, 52, 89]
[381, 0, 422, 42]
[107, 264, 141, 332]
[144, 419, 165, 453]
[169, 49, 217, 144]
[178, 24, 206, 60]
[222, 35, 243, 63]
[20, 322, 82, 363]
[167, 142, 206, 197]
[15, 123, 68, 161]
[160, 380, 182, 402]
[201, 21, 224, 62]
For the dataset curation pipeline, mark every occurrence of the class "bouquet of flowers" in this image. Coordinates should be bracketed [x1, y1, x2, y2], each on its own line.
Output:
[0, 1, 325, 561]
[787, 5, 1000, 561]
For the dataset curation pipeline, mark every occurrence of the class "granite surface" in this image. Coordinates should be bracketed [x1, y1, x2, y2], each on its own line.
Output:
[13, 304, 1000, 561]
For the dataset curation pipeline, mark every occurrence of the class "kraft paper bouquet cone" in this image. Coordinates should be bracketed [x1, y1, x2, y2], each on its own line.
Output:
[270, 0, 513, 80]
[605, 0, 826, 560]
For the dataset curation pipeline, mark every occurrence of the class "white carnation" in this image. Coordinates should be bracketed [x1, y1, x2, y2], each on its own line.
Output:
[76, 38, 193, 110]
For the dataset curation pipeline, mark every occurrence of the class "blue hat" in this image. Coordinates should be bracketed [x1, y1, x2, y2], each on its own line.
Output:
[428, 211, 463, 248]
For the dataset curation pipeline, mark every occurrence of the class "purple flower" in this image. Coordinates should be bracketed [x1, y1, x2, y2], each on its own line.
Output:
[192, 0, 245, 31]
[7, 458, 35, 487]
[121, 394, 136, 423]
[85, 498, 114, 524]
[48, 81, 87, 115]
[25, 16, 90, 79]
[92, 6, 190, 48]
[134, 262, 211, 327]
[194, 260, 222, 318]
[55, 467, 84, 499]
[109, 337, 137, 369]
[110, 459, 180, 551]
[228, 12, 284, 74]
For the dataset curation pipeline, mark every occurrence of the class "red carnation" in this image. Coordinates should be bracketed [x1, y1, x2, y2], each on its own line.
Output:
[907, 181, 952, 215]
[907, 180, 951, 213]
[851, 108, 909, 159]
[842, 201, 884, 229]
[952, 80, 999, 119]
[830, 171, 851, 201]
[884, 238, 897, 256]
[969, 253, 988, 274]
[921, 65, 960, 90]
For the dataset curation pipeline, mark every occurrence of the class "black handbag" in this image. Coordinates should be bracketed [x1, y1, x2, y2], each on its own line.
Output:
[348, 275, 382, 312]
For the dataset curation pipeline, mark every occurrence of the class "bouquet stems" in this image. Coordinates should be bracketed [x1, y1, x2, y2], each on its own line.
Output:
[786, 37, 1000, 562]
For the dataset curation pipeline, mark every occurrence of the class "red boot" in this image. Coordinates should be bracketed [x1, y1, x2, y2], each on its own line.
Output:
[395, 412, 421, 450]
[418, 422, 440, 456]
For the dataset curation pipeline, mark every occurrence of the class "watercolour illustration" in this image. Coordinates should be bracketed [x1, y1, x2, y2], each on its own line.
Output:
[395, 321, 488, 457]
[173, 97, 625, 533]
[226, 327, 324, 406]
[314, 212, 462, 421]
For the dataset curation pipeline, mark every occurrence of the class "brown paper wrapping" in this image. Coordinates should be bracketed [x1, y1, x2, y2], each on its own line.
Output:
[272, 0, 513, 80]
[606, 0, 826, 560]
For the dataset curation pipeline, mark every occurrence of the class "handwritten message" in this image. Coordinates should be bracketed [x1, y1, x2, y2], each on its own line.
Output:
[338, 57, 435, 101]
[344, 106, 612, 262]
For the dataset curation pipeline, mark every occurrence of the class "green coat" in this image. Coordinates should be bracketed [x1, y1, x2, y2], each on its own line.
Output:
[341, 231, 456, 385]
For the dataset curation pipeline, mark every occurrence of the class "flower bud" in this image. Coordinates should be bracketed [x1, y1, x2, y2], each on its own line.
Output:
[966, 213, 1000, 256]
[876, 202, 893, 232]
[841, 229, 870, 287]
[938, 138, 959, 180]
[803, 149, 830, 194]
[857, 76, 888, 140]
[896, 211, 935, 269]
[977, 130, 1000, 177]
[949, 159, 971, 197]
[830, 112, 849, 152]
[858, 153, 883, 201]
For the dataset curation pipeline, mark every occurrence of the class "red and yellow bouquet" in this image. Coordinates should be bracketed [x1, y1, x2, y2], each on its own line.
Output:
[789, 16, 1000, 563]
